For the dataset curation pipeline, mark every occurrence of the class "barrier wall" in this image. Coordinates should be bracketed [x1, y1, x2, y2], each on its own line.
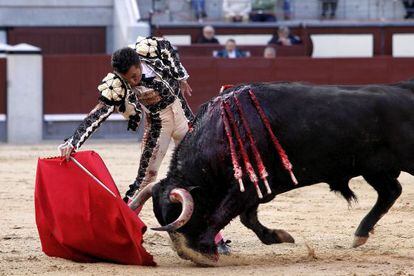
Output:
[8, 27, 106, 54]
[43, 55, 111, 114]
[43, 56, 414, 115]
[0, 58, 6, 141]
[177, 45, 307, 57]
[183, 57, 414, 110]
[155, 23, 414, 56]
[42, 55, 143, 140]
[0, 58, 6, 114]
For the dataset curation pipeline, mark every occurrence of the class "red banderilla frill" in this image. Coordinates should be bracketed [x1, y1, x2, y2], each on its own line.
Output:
[222, 100, 263, 198]
[220, 100, 245, 192]
[233, 96, 272, 195]
[248, 89, 298, 185]
[219, 84, 235, 94]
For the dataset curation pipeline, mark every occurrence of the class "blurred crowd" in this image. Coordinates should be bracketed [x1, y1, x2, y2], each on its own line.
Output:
[189, 0, 414, 22]
[192, 0, 299, 22]
[191, 0, 335, 23]
[404, 0, 414, 19]
[170, 0, 414, 60]
[195, 24, 301, 59]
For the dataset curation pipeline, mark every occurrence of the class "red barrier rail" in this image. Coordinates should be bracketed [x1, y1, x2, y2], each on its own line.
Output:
[43, 55, 111, 114]
[8, 27, 106, 55]
[43, 56, 414, 114]
[177, 45, 307, 57]
[155, 24, 414, 56]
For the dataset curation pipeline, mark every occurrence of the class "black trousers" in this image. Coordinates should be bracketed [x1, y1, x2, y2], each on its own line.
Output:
[321, 0, 338, 17]
[403, 0, 414, 18]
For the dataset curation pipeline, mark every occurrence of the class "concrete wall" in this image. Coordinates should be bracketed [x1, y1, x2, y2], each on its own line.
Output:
[0, 0, 152, 53]
[0, 0, 113, 26]
[112, 0, 150, 51]
[0, 114, 5, 141]
[0, 31, 6, 44]
[6, 45, 43, 144]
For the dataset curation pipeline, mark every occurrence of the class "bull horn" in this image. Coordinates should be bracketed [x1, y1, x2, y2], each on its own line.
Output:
[152, 188, 194, 232]
[128, 183, 155, 211]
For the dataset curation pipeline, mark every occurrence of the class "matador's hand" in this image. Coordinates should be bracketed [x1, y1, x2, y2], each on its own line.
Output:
[180, 80, 192, 97]
[58, 141, 75, 161]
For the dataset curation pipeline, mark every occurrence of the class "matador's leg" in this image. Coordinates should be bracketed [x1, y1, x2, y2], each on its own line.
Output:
[124, 111, 174, 201]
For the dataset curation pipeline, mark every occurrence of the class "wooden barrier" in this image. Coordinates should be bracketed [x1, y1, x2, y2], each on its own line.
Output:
[0, 58, 6, 114]
[154, 25, 304, 45]
[43, 55, 111, 114]
[43, 56, 414, 114]
[8, 27, 106, 55]
[155, 23, 414, 56]
[177, 44, 307, 57]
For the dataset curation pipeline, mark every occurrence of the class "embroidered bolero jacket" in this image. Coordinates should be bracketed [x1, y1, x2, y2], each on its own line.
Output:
[65, 37, 192, 150]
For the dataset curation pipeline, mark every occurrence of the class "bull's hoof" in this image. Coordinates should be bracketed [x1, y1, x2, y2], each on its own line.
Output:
[275, 229, 295, 243]
[352, 235, 369, 248]
[261, 229, 295, 245]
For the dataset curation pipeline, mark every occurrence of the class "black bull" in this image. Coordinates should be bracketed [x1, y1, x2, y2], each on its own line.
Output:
[146, 81, 414, 263]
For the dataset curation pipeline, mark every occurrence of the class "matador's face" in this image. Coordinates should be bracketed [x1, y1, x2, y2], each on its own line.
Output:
[121, 64, 142, 87]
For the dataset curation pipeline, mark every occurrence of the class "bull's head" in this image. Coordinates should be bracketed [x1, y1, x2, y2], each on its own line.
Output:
[129, 178, 217, 264]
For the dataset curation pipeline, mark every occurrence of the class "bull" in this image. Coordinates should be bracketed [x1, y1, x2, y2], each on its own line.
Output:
[132, 81, 414, 265]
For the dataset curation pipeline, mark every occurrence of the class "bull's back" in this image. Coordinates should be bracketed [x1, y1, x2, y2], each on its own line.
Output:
[251, 82, 414, 178]
[177, 81, 414, 188]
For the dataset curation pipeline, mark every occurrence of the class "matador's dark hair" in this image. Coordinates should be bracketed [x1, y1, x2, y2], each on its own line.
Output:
[111, 47, 141, 74]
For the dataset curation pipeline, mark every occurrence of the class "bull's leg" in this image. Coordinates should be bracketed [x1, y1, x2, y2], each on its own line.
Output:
[353, 173, 402, 247]
[197, 191, 244, 254]
[240, 205, 294, 245]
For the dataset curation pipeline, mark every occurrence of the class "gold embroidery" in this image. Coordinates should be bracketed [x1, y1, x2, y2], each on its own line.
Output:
[134, 86, 162, 105]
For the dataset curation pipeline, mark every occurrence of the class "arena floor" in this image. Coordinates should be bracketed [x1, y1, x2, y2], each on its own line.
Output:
[1, 141, 413, 275]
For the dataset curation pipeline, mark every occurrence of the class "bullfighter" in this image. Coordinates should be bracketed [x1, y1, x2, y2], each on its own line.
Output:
[59, 36, 194, 200]
[59, 36, 230, 254]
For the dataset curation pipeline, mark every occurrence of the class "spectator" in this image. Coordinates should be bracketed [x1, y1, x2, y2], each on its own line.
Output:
[191, 0, 207, 22]
[250, 0, 277, 22]
[268, 26, 301, 46]
[223, 0, 251, 22]
[320, 0, 338, 19]
[263, 46, 277, 58]
[215, 39, 248, 58]
[403, 0, 414, 19]
[196, 25, 220, 44]
[282, 0, 292, 20]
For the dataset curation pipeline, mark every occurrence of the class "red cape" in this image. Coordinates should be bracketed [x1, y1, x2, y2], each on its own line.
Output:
[35, 150, 156, 266]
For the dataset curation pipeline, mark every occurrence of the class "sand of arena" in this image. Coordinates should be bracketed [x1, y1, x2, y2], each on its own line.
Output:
[0, 141, 413, 275]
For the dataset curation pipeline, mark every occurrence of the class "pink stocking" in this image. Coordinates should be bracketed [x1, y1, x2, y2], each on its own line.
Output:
[215, 231, 224, 244]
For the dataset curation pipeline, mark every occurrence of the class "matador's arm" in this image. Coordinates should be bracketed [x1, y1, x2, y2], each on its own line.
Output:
[66, 102, 115, 150]
[157, 37, 189, 80]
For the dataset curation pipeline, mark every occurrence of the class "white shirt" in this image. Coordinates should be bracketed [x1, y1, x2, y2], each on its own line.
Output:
[228, 50, 237, 58]
[141, 62, 156, 78]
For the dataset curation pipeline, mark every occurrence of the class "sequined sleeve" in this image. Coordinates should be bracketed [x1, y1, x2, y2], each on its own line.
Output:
[157, 38, 189, 80]
[67, 103, 115, 150]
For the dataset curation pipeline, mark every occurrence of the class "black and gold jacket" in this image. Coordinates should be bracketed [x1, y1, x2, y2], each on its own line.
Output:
[66, 37, 194, 149]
